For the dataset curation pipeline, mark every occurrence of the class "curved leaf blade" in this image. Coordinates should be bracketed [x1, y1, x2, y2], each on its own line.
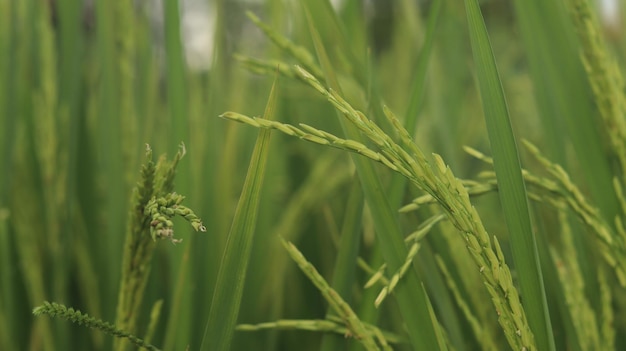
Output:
[464, 1, 555, 351]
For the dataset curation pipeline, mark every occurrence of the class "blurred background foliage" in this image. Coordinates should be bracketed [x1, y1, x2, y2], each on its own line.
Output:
[1, 0, 625, 350]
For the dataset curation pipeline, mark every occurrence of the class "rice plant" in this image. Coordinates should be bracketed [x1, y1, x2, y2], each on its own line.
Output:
[2, 0, 626, 350]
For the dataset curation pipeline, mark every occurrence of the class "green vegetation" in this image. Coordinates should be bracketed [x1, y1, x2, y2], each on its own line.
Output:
[2, 0, 626, 350]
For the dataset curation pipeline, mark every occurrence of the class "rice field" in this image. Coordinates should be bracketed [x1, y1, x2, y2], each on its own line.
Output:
[2, 0, 626, 350]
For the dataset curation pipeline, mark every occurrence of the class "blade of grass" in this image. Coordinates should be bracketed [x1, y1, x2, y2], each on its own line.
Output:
[389, 0, 442, 206]
[320, 177, 364, 351]
[56, 0, 84, 223]
[161, 242, 192, 351]
[0, 0, 12, 208]
[382, 3, 449, 348]
[252, 153, 351, 349]
[71, 205, 105, 348]
[0, 209, 16, 351]
[402, 0, 442, 138]
[464, 1, 555, 350]
[512, 0, 617, 301]
[514, 1, 619, 221]
[337, 0, 367, 60]
[388, 4, 469, 345]
[281, 239, 380, 351]
[94, 0, 124, 314]
[115, 0, 140, 184]
[305, 0, 390, 132]
[162, 0, 189, 152]
[200, 76, 278, 351]
[417, 240, 467, 351]
[11, 133, 55, 351]
[302, 4, 444, 350]
[191, 0, 232, 343]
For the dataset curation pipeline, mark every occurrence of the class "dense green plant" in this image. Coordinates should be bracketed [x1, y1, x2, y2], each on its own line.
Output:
[2, 0, 626, 350]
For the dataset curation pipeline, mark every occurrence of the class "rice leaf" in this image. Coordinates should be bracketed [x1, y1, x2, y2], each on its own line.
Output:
[464, 1, 555, 350]
[320, 178, 364, 351]
[281, 239, 380, 351]
[200, 75, 278, 351]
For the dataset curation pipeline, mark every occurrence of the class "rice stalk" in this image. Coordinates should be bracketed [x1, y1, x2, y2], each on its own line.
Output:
[565, 0, 626, 181]
[462, 143, 626, 287]
[222, 65, 537, 351]
[236, 317, 405, 345]
[281, 239, 381, 351]
[115, 144, 206, 351]
[34, 302, 160, 351]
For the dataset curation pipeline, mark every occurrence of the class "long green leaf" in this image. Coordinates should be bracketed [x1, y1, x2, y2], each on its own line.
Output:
[200, 76, 278, 351]
[320, 177, 364, 351]
[389, 0, 442, 205]
[163, 0, 189, 151]
[464, 1, 555, 351]
[94, 0, 125, 312]
[512, 0, 618, 224]
[512, 0, 613, 316]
